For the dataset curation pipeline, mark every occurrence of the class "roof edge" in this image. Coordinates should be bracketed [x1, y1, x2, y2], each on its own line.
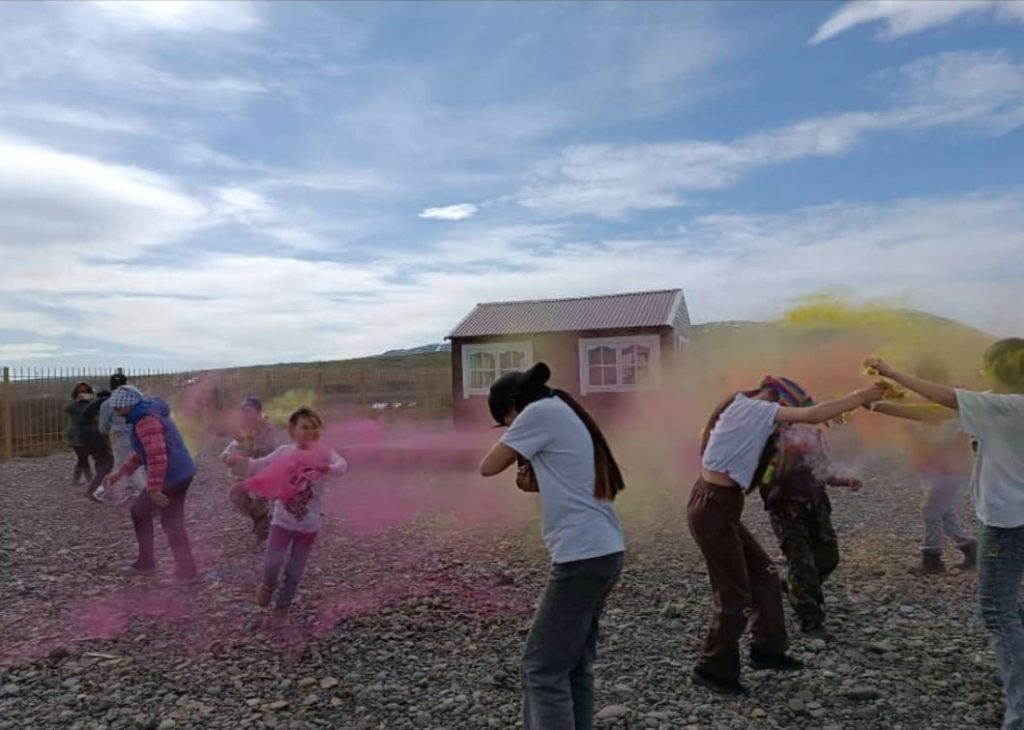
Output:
[474, 287, 682, 308]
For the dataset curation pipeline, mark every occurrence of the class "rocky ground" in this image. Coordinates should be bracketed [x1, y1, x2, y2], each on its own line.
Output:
[0, 448, 1003, 730]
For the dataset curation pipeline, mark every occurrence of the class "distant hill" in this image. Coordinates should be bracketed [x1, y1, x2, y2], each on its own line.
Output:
[381, 343, 450, 357]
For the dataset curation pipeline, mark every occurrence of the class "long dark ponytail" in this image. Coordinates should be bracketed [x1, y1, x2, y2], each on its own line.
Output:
[489, 362, 625, 502]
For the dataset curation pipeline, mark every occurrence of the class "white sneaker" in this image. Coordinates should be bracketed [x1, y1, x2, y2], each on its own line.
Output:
[91, 485, 107, 503]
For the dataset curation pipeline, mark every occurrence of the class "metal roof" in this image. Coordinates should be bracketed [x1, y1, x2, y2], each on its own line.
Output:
[448, 288, 689, 339]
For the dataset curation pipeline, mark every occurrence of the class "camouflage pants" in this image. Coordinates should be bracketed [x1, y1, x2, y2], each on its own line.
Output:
[770, 497, 839, 631]
[229, 484, 271, 539]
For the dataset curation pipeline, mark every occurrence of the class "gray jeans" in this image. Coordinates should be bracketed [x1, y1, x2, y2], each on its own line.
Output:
[920, 472, 972, 551]
[980, 525, 1024, 730]
[522, 551, 623, 730]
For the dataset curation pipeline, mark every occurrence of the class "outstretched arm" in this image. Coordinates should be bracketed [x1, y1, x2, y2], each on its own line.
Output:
[775, 384, 886, 425]
[864, 358, 958, 409]
[869, 401, 956, 423]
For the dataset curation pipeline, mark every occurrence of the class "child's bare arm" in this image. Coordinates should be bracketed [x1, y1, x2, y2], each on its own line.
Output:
[870, 402, 956, 423]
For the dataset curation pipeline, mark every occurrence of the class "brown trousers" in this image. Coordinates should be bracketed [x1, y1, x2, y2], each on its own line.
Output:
[687, 479, 788, 681]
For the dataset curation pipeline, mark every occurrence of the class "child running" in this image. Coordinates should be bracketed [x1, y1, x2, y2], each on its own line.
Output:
[689, 375, 885, 695]
[754, 382, 862, 640]
[865, 341, 1024, 729]
[481, 362, 625, 730]
[225, 407, 346, 629]
[221, 397, 278, 542]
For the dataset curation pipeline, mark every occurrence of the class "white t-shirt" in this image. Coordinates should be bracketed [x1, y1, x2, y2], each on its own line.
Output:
[956, 390, 1024, 528]
[501, 397, 625, 564]
[249, 444, 347, 533]
[702, 394, 781, 488]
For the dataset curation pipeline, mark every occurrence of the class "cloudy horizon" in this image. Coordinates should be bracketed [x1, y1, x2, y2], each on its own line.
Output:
[1, 1, 1022, 370]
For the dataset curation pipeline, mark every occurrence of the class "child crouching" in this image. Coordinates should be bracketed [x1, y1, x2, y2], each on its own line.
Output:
[226, 407, 346, 628]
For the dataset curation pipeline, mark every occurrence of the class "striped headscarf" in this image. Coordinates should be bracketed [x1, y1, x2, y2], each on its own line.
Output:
[109, 385, 144, 410]
[760, 376, 814, 407]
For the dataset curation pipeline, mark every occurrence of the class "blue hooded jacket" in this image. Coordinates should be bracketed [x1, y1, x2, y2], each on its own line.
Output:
[127, 397, 196, 489]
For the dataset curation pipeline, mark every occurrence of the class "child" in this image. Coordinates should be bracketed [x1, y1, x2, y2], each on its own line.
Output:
[221, 397, 277, 541]
[865, 341, 1024, 729]
[757, 414, 861, 640]
[99, 372, 146, 503]
[688, 375, 884, 695]
[78, 386, 115, 502]
[480, 362, 624, 730]
[225, 407, 346, 629]
[872, 356, 976, 575]
[65, 382, 96, 486]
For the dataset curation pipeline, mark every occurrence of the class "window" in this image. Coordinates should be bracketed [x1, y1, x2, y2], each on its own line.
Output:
[462, 342, 533, 397]
[579, 335, 661, 394]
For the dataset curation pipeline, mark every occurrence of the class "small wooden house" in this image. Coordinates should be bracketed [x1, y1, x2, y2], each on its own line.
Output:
[446, 288, 690, 422]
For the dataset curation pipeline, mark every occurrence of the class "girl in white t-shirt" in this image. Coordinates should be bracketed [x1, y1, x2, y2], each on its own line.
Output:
[689, 376, 884, 695]
[865, 339, 1024, 730]
[480, 362, 624, 730]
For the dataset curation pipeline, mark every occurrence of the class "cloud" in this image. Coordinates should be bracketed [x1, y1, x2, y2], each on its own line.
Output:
[88, 0, 264, 35]
[0, 136, 205, 257]
[4, 190, 1022, 368]
[0, 102, 155, 135]
[0, 2, 266, 110]
[520, 51, 1024, 218]
[419, 204, 479, 221]
[810, 0, 1024, 45]
[0, 342, 61, 361]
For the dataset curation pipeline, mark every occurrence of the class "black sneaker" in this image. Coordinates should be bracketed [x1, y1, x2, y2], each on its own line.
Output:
[749, 647, 804, 671]
[691, 667, 749, 696]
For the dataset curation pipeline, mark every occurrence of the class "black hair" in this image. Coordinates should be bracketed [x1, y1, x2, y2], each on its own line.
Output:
[488, 362, 625, 501]
[110, 372, 128, 390]
[289, 406, 323, 429]
[70, 381, 94, 399]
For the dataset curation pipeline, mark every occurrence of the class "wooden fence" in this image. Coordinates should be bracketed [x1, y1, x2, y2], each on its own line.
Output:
[0, 362, 453, 459]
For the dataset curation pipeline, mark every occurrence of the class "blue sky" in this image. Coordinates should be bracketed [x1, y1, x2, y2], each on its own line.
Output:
[1, 0, 1022, 369]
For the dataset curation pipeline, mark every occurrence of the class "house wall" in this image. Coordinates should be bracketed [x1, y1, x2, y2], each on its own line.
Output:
[450, 326, 679, 425]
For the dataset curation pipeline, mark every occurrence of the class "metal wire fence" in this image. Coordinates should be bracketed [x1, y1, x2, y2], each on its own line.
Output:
[0, 360, 453, 459]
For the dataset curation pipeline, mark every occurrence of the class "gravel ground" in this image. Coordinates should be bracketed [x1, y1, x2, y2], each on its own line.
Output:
[0, 448, 1003, 730]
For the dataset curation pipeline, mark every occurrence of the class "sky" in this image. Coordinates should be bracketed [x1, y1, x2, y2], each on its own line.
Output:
[1, 0, 1022, 370]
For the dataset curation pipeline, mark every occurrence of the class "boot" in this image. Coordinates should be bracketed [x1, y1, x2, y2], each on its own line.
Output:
[908, 549, 945, 576]
[955, 540, 978, 571]
[691, 667, 748, 696]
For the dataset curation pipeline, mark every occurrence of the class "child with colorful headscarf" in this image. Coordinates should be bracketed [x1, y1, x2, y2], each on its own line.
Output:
[688, 375, 884, 695]
[755, 380, 862, 640]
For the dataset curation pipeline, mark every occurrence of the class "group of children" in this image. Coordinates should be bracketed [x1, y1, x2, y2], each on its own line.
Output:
[682, 338, 1024, 730]
[68, 381, 348, 628]
[66, 335, 1024, 730]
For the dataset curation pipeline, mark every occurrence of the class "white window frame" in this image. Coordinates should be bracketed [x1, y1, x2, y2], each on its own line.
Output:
[462, 341, 534, 398]
[578, 335, 661, 395]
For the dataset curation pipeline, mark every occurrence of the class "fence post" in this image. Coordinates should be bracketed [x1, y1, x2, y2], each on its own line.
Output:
[358, 369, 366, 408]
[2, 367, 12, 459]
